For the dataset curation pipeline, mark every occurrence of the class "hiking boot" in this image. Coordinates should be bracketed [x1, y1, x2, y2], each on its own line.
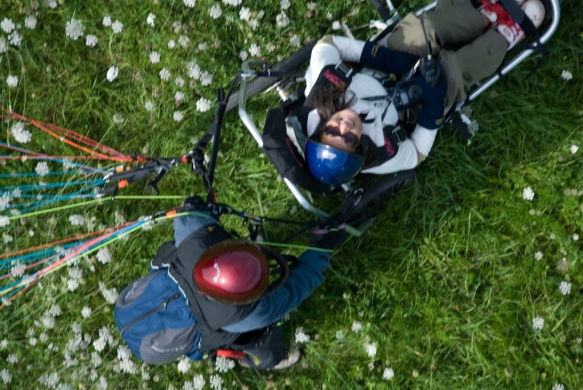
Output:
[271, 350, 301, 370]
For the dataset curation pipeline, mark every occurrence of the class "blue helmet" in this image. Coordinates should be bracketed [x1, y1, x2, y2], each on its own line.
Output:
[305, 140, 364, 185]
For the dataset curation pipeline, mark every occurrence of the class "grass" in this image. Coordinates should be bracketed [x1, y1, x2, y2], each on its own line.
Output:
[1, 0, 582, 389]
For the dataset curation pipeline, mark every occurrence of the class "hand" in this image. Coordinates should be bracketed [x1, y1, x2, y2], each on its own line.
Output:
[309, 224, 346, 251]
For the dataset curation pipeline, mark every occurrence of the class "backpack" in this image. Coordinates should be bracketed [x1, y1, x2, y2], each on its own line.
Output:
[114, 269, 202, 364]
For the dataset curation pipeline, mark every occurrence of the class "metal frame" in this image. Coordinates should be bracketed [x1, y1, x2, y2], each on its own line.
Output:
[238, 0, 561, 236]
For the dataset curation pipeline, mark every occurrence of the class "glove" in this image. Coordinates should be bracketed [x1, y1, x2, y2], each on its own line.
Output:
[182, 195, 206, 209]
[309, 225, 346, 251]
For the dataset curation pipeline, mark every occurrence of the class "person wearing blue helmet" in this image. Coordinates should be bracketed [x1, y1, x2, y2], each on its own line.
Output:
[302, 0, 545, 185]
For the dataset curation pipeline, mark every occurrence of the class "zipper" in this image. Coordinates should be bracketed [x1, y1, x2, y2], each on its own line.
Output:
[120, 293, 181, 336]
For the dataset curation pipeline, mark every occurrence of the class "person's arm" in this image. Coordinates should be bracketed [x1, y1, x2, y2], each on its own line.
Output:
[221, 250, 330, 332]
[359, 41, 420, 78]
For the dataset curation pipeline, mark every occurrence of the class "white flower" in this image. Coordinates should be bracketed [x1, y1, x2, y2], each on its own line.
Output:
[178, 35, 190, 48]
[573, 233, 579, 241]
[239, 7, 251, 21]
[175, 77, 185, 87]
[173, 111, 184, 122]
[200, 71, 212, 86]
[35, 161, 50, 176]
[159, 68, 170, 81]
[522, 187, 535, 201]
[307, 2, 317, 11]
[209, 375, 222, 390]
[11, 122, 31, 144]
[0, 37, 7, 54]
[196, 98, 212, 112]
[215, 356, 235, 373]
[175, 91, 185, 102]
[24, 15, 37, 29]
[290, 34, 301, 47]
[249, 18, 259, 30]
[65, 18, 85, 40]
[6, 75, 19, 87]
[335, 330, 344, 340]
[2, 232, 13, 241]
[113, 113, 124, 124]
[106, 66, 118, 82]
[210, 5, 222, 19]
[0, 368, 12, 384]
[81, 307, 92, 318]
[184, 0, 196, 7]
[93, 338, 106, 352]
[570, 144, 579, 154]
[364, 342, 377, 357]
[382, 367, 394, 380]
[332, 21, 342, 30]
[276, 12, 289, 28]
[11, 262, 26, 278]
[6, 354, 18, 364]
[98, 282, 118, 304]
[111, 20, 123, 34]
[1, 18, 15, 34]
[534, 251, 543, 261]
[280, 0, 291, 10]
[168, 39, 176, 49]
[96, 247, 112, 264]
[102, 16, 112, 27]
[351, 320, 362, 333]
[532, 316, 544, 330]
[294, 327, 310, 343]
[559, 281, 571, 295]
[239, 50, 248, 61]
[69, 214, 85, 226]
[552, 384, 565, 390]
[146, 13, 156, 27]
[187, 62, 201, 79]
[86, 34, 98, 47]
[67, 279, 79, 291]
[149, 51, 160, 64]
[249, 43, 261, 57]
[144, 101, 155, 111]
[177, 356, 191, 373]
[8, 31, 22, 47]
[561, 70, 573, 81]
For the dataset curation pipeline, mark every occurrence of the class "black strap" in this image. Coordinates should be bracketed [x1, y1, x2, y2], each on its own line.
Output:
[498, 0, 536, 36]
[450, 111, 473, 143]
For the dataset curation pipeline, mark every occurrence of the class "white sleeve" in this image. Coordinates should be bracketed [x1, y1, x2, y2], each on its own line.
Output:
[331, 36, 365, 63]
[409, 124, 438, 157]
[361, 139, 418, 174]
[304, 39, 341, 97]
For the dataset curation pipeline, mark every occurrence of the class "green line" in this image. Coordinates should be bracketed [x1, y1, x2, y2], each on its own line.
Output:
[260, 241, 333, 253]
[7, 195, 185, 221]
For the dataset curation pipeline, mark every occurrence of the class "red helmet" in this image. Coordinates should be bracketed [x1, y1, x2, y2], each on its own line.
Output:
[193, 240, 270, 305]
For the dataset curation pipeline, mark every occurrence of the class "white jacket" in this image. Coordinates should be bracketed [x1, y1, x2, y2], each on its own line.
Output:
[305, 36, 438, 174]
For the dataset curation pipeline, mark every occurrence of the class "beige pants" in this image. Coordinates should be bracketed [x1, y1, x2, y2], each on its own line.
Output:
[384, 0, 508, 106]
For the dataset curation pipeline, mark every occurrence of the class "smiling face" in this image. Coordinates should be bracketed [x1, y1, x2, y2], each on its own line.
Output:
[319, 108, 363, 154]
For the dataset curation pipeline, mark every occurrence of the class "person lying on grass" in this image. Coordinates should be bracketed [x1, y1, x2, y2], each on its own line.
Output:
[114, 196, 345, 370]
[301, 0, 545, 185]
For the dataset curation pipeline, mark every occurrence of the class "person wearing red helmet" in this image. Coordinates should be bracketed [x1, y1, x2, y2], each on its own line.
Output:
[146, 197, 345, 370]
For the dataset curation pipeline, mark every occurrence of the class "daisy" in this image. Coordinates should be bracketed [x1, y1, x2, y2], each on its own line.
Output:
[571, 145, 579, 154]
[173, 111, 184, 122]
[559, 281, 571, 295]
[239, 7, 251, 21]
[175, 77, 185, 87]
[0, 18, 15, 34]
[102, 16, 112, 27]
[290, 34, 301, 47]
[177, 356, 191, 373]
[210, 5, 222, 19]
[8, 31, 22, 46]
[561, 70, 573, 81]
[65, 18, 85, 40]
[6, 75, 19, 87]
[85, 35, 98, 47]
[382, 367, 395, 380]
[175, 91, 185, 102]
[200, 71, 212, 86]
[24, 15, 37, 29]
[11, 122, 31, 143]
[294, 327, 310, 343]
[146, 13, 155, 27]
[159, 68, 170, 81]
[168, 39, 176, 49]
[35, 162, 49, 176]
[215, 357, 235, 373]
[111, 20, 123, 34]
[184, 0, 196, 7]
[144, 101, 155, 111]
[522, 187, 535, 201]
[178, 35, 190, 47]
[249, 43, 261, 57]
[0, 37, 7, 54]
[196, 97, 212, 112]
[106, 66, 118, 82]
[276, 12, 290, 28]
[332, 21, 342, 30]
[532, 316, 544, 330]
[352, 320, 362, 332]
[149, 51, 160, 64]
[534, 251, 543, 261]
[281, 0, 291, 10]
[69, 214, 84, 226]
[239, 50, 248, 61]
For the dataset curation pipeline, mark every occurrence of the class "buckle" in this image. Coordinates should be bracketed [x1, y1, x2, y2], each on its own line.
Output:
[391, 125, 408, 145]
[335, 61, 353, 78]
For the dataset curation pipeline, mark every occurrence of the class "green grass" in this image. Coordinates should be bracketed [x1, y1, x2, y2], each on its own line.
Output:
[1, 0, 583, 389]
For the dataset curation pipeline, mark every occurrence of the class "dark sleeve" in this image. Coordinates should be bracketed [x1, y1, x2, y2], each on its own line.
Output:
[414, 63, 448, 130]
[359, 41, 420, 78]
